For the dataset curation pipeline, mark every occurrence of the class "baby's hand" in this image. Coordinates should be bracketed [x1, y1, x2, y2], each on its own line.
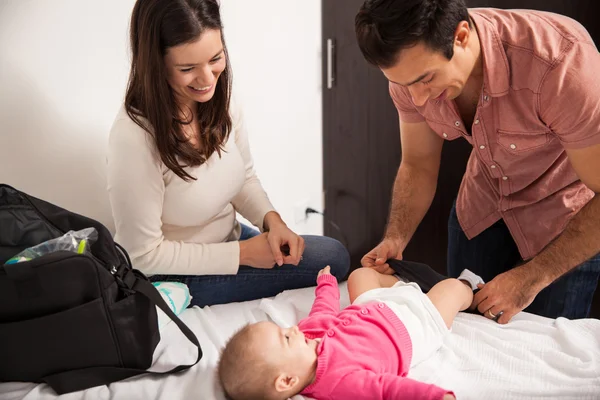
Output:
[317, 265, 331, 279]
[443, 394, 456, 400]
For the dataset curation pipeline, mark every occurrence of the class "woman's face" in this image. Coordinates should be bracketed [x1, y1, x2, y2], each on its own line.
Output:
[164, 29, 226, 108]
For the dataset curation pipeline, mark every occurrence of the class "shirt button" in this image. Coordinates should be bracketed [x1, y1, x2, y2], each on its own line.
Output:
[327, 330, 335, 337]
[479, 145, 485, 150]
[361, 309, 368, 315]
[484, 95, 489, 101]
[502, 176, 508, 181]
[343, 319, 350, 326]
[455, 121, 460, 127]
[474, 119, 480, 125]
[378, 303, 385, 309]
[510, 144, 517, 149]
[491, 165, 497, 169]
[442, 133, 448, 138]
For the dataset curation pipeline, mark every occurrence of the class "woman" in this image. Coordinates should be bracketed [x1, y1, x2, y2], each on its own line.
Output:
[107, 0, 349, 307]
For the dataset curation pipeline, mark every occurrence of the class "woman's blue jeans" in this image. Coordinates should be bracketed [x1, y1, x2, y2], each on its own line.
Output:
[150, 224, 350, 307]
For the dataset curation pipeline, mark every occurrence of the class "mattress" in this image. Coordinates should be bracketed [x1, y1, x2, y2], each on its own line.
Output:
[1, 282, 599, 400]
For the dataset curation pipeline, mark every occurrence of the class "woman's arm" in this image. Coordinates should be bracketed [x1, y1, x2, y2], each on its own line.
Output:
[107, 115, 240, 275]
[227, 99, 304, 265]
[229, 99, 276, 231]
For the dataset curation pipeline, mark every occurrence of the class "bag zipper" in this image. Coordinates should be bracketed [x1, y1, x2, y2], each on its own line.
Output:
[17, 191, 116, 271]
[10, 188, 125, 367]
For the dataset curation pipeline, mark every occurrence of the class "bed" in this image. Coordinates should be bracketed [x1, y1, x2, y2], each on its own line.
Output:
[1, 282, 599, 400]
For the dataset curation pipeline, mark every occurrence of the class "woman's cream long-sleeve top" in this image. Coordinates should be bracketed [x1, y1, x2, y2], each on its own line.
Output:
[107, 100, 275, 275]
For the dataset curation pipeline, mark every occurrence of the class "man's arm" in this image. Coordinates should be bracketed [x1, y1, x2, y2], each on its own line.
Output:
[385, 119, 444, 249]
[525, 144, 600, 286]
[474, 40, 600, 323]
[527, 41, 600, 286]
[362, 119, 444, 272]
[474, 142, 600, 325]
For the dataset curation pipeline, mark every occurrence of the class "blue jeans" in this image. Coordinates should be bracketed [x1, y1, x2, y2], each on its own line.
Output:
[150, 224, 350, 307]
[447, 203, 600, 319]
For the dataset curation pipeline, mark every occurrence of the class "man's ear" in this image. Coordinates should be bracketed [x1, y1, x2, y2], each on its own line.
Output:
[274, 373, 300, 393]
[454, 20, 471, 49]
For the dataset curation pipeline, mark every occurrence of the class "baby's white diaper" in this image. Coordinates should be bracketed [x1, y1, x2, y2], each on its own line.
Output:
[152, 282, 192, 330]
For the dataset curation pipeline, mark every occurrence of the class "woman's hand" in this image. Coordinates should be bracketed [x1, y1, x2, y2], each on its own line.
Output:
[264, 211, 305, 266]
[239, 233, 276, 269]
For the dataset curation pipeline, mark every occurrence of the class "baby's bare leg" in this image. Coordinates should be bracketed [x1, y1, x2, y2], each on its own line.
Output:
[348, 267, 399, 304]
[426, 279, 473, 329]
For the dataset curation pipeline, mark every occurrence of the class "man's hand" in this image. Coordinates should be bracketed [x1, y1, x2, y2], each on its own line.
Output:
[361, 238, 403, 274]
[472, 265, 545, 324]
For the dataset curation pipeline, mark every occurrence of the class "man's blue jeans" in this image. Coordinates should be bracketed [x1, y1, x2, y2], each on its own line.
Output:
[447, 203, 600, 319]
[151, 224, 350, 307]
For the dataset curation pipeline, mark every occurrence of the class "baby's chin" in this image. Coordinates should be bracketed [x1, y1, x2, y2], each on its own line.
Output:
[306, 337, 321, 353]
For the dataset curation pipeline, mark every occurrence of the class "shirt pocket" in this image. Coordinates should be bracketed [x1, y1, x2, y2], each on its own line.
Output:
[496, 129, 550, 154]
[425, 118, 463, 141]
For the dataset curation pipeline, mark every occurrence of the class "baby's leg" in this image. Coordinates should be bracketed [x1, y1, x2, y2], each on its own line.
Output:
[348, 267, 399, 303]
[426, 279, 473, 329]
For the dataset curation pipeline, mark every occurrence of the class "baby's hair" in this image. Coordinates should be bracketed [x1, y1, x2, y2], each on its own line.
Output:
[217, 323, 281, 400]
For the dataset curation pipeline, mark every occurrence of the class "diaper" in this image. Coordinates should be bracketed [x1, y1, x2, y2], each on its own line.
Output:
[353, 281, 449, 367]
[152, 282, 192, 330]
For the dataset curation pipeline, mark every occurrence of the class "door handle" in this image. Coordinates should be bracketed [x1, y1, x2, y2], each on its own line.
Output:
[327, 38, 335, 89]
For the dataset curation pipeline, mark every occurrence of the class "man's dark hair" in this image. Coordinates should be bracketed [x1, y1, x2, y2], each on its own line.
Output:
[355, 0, 470, 68]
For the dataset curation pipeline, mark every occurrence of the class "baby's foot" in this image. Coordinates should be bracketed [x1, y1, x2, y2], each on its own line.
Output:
[457, 269, 485, 291]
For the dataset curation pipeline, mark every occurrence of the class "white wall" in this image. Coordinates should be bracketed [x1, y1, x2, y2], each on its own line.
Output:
[0, 0, 323, 235]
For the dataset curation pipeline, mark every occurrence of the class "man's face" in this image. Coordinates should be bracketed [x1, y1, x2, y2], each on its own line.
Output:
[381, 24, 476, 106]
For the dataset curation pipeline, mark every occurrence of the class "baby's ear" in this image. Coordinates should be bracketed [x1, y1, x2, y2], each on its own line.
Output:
[274, 373, 300, 393]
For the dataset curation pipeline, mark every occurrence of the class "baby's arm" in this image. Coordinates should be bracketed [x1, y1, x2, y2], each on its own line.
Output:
[331, 370, 454, 400]
[307, 266, 340, 317]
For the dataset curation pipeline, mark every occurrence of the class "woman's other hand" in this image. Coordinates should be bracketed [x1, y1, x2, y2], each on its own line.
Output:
[239, 233, 276, 269]
[263, 211, 305, 266]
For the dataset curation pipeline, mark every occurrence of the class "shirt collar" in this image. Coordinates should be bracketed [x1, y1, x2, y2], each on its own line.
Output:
[470, 10, 510, 97]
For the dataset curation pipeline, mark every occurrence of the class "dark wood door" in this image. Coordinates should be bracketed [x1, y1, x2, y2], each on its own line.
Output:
[322, 0, 471, 274]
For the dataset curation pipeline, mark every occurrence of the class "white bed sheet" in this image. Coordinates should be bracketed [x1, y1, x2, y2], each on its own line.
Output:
[1, 282, 599, 400]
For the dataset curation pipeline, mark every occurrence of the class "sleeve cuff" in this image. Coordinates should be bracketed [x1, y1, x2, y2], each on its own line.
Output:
[434, 388, 454, 400]
[399, 110, 426, 123]
[239, 193, 276, 232]
[209, 241, 241, 275]
[560, 134, 600, 149]
[317, 273, 338, 286]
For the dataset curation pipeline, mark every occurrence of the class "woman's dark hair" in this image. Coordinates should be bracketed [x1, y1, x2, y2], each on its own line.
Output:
[125, 0, 232, 181]
[355, 0, 470, 68]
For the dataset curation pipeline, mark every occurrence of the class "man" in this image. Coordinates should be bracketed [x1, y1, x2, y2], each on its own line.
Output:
[355, 0, 600, 323]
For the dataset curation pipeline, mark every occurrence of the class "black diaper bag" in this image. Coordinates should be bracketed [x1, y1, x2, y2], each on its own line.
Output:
[0, 184, 202, 394]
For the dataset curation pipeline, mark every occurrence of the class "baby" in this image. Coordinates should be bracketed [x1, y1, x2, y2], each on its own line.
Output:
[218, 265, 483, 400]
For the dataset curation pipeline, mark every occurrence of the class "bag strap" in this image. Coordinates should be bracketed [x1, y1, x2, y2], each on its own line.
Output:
[42, 277, 202, 395]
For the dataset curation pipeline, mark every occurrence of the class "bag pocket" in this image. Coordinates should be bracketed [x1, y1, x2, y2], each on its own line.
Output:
[109, 293, 160, 369]
[0, 297, 119, 382]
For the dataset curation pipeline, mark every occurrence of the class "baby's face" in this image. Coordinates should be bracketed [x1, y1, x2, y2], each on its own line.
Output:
[251, 321, 319, 378]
